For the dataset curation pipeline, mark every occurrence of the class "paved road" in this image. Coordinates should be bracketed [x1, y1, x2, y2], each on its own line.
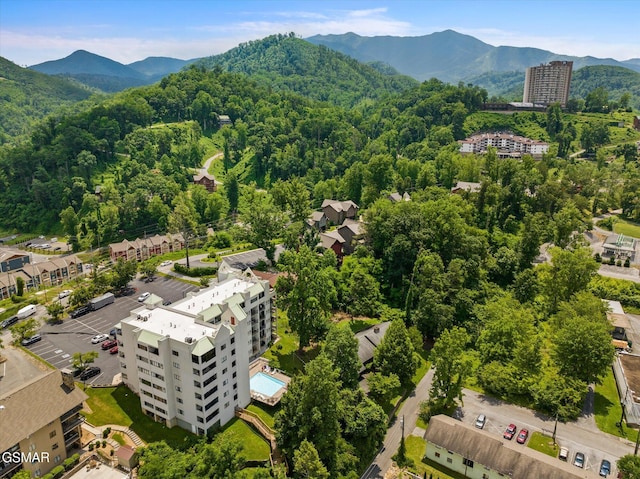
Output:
[362, 369, 435, 478]
[460, 388, 631, 477]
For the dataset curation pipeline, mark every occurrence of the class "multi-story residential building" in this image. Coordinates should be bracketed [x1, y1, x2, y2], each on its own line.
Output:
[523, 61, 573, 107]
[0, 255, 83, 300]
[109, 233, 184, 263]
[116, 264, 275, 435]
[0, 370, 87, 479]
[458, 132, 549, 158]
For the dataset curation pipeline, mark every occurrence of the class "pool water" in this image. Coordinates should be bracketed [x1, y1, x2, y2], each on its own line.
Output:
[250, 372, 286, 397]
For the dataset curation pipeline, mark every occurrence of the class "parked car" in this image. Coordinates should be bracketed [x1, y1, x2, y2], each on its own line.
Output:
[79, 366, 101, 380]
[109, 345, 119, 354]
[516, 429, 529, 444]
[110, 328, 118, 336]
[137, 292, 151, 302]
[559, 447, 569, 461]
[160, 260, 172, 267]
[58, 289, 73, 299]
[503, 424, 517, 440]
[574, 452, 585, 468]
[70, 305, 91, 318]
[599, 459, 611, 477]
[21, 334, 42, 346]
[475, 414, 486, 429]
[91, 333, 109, 344]
[101, 339, 117, 350]
[1, 315, 19, 329]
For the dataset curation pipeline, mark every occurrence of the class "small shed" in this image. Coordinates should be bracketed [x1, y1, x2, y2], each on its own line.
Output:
[116, 445, 138, 470]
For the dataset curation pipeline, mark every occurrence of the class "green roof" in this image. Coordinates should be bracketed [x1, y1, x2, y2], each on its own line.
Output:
[137, 330, 161, 348]
[191, 336, 215, 356]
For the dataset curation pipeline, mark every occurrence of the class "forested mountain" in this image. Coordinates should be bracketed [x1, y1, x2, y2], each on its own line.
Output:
[306, 30, 640, 82]
[193, 33, 418, 108]
[466, 65, 640, 109]
[0, 57, 97, 143]
[29, 50, 193, 92]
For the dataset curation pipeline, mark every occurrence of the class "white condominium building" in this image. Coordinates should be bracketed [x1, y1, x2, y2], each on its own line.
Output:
[116, 265, 275, 435]
[523, 61, 573, 107]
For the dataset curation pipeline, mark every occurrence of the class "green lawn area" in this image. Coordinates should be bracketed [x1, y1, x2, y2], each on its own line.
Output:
[219, 418, 271, 462]
[527, 431, 559, 457]
[405, 436, 466, 479]
[81, 384, 195, 449]
[263, 311, 320, 375]
[246, 402, 279, 429]
[112, 433, 126, 446]
[594, 368, 639, 443]
[614, 217, 640, 239]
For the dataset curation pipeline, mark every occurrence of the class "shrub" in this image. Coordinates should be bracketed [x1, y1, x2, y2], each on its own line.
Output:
[624, 258, 631, 268]
[103, 427, 111, 438]
[50, 465, 65, 479]
[617, 260, 622, 267]
[173, 262, 217, 277]
[88, 443, 94, 451]
[609, 256, 616, 265]
[102, 440, 107, 448]
[594, 253, 602, 263]
[210, 232, 232, 249]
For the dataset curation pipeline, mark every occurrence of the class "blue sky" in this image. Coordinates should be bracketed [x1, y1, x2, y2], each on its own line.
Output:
[1, 0, 638, 66]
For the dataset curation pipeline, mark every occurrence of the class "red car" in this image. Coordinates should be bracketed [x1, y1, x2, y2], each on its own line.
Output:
[109, 345, 119, 354]
[503, 424, 517, 440]
[516, 429, 529, 444]
[101, 339, 117, 350]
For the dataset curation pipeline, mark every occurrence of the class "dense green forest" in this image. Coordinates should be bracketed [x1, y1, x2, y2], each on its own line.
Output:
[0, 57, 101, 143]
[194, 33, 418, 108]
[2, 33, 640, 479]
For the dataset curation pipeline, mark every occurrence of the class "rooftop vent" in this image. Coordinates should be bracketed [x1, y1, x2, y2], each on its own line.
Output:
[185, 337, 193, 343]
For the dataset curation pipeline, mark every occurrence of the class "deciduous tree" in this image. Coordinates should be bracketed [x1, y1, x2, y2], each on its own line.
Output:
[429, 326, 472, 408]
[71, 351, 99, 372]
[293, 440, 329, 479]
[374, 319, 418, 387]
[323, 325, 361, 389]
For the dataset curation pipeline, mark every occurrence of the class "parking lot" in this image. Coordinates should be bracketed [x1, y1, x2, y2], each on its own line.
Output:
[23, 275, 198, 385]
[460, 389, 629, 477]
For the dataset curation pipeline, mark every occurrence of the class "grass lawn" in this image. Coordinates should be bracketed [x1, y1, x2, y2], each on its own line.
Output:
[81, 384, 194, 449]
[405, 436, 466, 479]
[246, 402, 279, 429]
[219, 418, 271, 462]
[527, 431, 559, 457]
[263, 311, 313, 375]
[614, 217, 640, 239]
[112, 433, 126, 446]
[594, 368, 639, 443]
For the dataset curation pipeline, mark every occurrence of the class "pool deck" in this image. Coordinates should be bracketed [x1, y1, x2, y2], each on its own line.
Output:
[249, 358, 291, 406]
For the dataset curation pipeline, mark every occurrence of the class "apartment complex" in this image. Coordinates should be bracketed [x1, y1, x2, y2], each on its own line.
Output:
[0, 254, 83, 300]
[117, 264, 275, 435]
[523, 61, 573, 107]
[459, 132, 549, 158]
[0, 370, 87, 478]
[109, 233, 184, 263]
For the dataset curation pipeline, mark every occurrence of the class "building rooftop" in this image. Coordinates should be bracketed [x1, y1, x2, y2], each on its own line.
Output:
[426, 415, 592, 479]
[0, 370, 88, 451]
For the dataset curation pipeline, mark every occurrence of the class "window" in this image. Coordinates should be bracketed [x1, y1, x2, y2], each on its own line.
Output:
[152, 372, 164, 380]
[149, 346, 159, 355]
[206, 410, 219, 422]
[138, 367, 150, 375]
[193, 368, 200, 376]
[172, 350, 179, 356]
[231, 349, 235, 356]
[197, 417, 204, 423]
[174, 374, 181, 381]
[49, 430, 56, 438]
[224, 401, 230, 408]
[54, 455, 61, 464]
[137, 355, 149, 363]
[232, 371, 237, 379]
[224, 391, 229, 397]
[178, 409, 184, 415]
[142, 390, 152, 397]
[150, 360, 163, 368]
[194, 380, 201, 388]
[223, 379, 228, 386]
[201, 348, 216, 363]
[141, 378, 151, 387]
[447, 458, 453, 464]
[122, 373, 128, 380]
[52, 443, 58, 450]
[232, 360, 236, 368]
[196, 404, 203, 411]
[230, 337, 235, 344]
[177, 397, 183, 404]
[222, 355, 227, 363]
[435, 452, 440, 458]
[195, 393, 202, 400]
[138, 344, 148, 351]
[191, 354, 200, 364]
[233, 393, 238, 401]
[463, 458, 474, 468]
[222, 368, 227, 375]
[221, 344, 226, 351]
[173, 362, 180, 368]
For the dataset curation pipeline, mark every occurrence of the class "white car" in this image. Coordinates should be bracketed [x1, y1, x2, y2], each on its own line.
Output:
[160, 260, 172, 267]
[91, 334, 109, 344]
[58, 289, 73, 299]
[138, 292, 151, 302]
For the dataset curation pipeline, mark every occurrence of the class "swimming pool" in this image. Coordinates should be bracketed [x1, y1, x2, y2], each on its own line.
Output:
[250, 372, 286, 397]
